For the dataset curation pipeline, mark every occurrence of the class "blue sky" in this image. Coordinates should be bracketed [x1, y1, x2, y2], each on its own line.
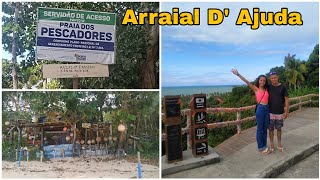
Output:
[2, 47, 12, 60]
[162, 2, 319, 87]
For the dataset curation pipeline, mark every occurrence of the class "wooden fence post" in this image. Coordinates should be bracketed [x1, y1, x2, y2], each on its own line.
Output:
[299, 97, 302, 110]
[236, 111, 241, 134]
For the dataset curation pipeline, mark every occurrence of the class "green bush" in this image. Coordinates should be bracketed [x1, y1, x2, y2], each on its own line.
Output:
[137, 138, 159, 159]
[2, 141, 17, 162]
[288, 86, 319, 97]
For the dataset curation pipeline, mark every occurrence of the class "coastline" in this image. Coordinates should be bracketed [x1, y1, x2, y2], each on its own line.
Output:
[162, 85, 241, 97]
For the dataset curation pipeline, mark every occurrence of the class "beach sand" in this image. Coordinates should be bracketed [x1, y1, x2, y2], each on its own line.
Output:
[2, 155, 159, 178]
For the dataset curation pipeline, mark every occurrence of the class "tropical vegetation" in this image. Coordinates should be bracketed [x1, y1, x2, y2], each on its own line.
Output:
[2, 2, 159, 89]
[3, 91, 159, 161]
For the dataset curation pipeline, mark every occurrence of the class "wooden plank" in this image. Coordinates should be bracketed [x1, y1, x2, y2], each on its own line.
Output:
[44, 131, 67, 134]
[43, 64, 109, 78]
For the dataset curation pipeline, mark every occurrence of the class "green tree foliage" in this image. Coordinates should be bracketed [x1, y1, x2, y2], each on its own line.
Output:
[284, 54, 307, 91]
[2, 58, 46, 89]
[306, 44, 319, 87]
[2, 59, 14, 89]
[2, 2, 159, 89]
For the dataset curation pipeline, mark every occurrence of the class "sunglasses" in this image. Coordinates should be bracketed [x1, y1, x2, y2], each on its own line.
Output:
[269, 72, 278, 75]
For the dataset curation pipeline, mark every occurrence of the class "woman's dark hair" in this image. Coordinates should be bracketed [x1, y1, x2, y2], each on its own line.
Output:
[254, 75, 268, 89]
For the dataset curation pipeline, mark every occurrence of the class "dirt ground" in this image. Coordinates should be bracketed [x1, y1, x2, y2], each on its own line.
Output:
[2, 155, 159, 178]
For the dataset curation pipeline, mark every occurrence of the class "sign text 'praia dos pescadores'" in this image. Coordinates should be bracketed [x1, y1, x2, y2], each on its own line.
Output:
[37, 8, 116, 64]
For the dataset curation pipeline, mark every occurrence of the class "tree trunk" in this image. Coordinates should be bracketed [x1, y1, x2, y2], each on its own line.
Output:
[99, 104, 103, 122]
[135, 114, 140, 136]
[144, 116, 147, 132]
[14, 92, 20, 111]
[141, 23, 159, 89]
[12, 2, 19, 89]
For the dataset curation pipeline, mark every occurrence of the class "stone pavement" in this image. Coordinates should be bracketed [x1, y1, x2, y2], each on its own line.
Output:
[163, 108, 319, 178]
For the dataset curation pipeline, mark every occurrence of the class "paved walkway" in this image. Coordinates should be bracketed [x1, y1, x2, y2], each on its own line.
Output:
[164, 108, 319, 178]
[277, 151, 319, 178]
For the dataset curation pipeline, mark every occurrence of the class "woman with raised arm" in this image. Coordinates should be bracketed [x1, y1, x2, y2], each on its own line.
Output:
[232, 69, 271, 154]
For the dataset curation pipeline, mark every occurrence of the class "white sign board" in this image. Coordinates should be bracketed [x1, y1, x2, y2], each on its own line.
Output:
[36, 7, 116, 64]
[82, 123, 92, 128]
[43, 64, 109, 78]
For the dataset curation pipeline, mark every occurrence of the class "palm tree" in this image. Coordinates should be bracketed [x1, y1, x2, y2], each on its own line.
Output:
[284, 54, 307, 91]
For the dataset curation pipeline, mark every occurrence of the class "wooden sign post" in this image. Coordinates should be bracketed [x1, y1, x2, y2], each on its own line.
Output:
[164, 95, 183, 163]
[73, 78, 79, 89]
[190, 94, 208, 157]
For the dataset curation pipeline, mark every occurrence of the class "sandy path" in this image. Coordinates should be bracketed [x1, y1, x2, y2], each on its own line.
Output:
[2, 156, 159, 178]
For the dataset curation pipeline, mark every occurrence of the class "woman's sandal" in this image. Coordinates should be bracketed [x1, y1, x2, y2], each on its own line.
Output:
[269, 147, 275, 153]
[277, 146, 285, 152]
[260, 148, 271, 154]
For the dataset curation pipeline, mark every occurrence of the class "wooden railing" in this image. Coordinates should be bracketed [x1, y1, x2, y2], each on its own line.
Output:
[162, 94, 319, 149]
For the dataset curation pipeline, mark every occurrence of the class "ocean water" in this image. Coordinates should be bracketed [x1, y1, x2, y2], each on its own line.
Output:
[162, 85, 240, 97]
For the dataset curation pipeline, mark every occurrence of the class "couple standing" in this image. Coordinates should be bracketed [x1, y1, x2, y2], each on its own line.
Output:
[232, 69, 289, 154]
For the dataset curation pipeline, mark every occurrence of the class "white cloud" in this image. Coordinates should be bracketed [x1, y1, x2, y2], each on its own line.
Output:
[162, 68, 251, 86]
[162, 2, 319, 46]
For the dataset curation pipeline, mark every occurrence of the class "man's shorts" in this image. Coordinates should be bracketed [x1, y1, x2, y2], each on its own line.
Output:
[269, 113, 284, 130]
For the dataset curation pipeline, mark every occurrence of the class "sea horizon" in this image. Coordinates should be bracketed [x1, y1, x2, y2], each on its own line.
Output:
[162, 85, 243, 97]
[162, 85, 240, 88]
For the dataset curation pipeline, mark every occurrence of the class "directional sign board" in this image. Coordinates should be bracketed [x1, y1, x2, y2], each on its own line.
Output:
[43, 64, 109, 78]
[36, 7, 116, 64]
[195, 127, 207, 140]
[164, 97, 180, 118]
[191, 94, 209, 157]
[194, 112, 206, 125]
[194, 96, 206, 109]
[195, 142, 208, 156]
